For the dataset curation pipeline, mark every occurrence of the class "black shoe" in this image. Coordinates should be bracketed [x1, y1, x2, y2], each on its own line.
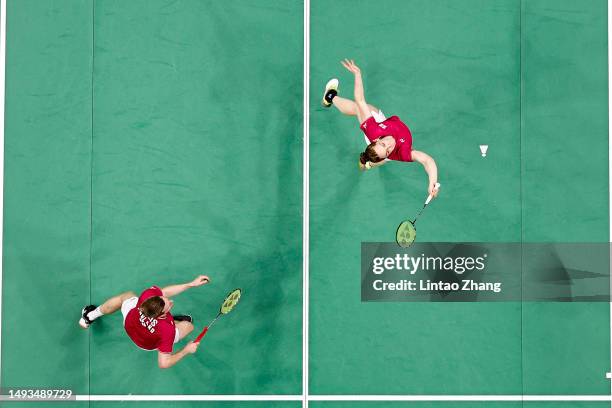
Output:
[79, 305, 97, 329]
[173, 314, 193, 323]
[322, 78, 339, 107]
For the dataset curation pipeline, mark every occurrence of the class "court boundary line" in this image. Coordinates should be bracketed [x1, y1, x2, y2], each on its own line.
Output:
[75, 395, 303, 402]
[608, 0, 612, 403]
[302, 0, 310, 407]
[88, 0, 96, 399]
[0, 1, 610, 403]
[68, 395, 612, 402]
[0, 0, 7, 390]
[519, 0, 525, 399]
[313, 395, 612, 402]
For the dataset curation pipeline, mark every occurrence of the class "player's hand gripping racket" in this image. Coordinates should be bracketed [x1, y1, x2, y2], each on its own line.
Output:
[194, 288, 242, 343]
[396, 182, 440, 248]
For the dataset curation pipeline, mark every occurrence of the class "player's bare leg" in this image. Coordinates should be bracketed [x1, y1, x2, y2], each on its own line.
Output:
[323, 80, 378, 123]
[175, 321, 194, 341]
[100, 291, 136, 314]
[79, 291, 136, 329]
[332, 96, 358, 115]
[323, 79, 378, 116]
[334, 96, 379, 124]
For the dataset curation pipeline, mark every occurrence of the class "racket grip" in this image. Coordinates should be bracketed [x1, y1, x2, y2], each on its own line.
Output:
[425, 183, 440, 205]
[194, 326, 209, 343]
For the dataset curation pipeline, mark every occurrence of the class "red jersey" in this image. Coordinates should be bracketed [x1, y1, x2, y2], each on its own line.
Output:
[124, 286, 175, 353]
[360, 115, 413, 162]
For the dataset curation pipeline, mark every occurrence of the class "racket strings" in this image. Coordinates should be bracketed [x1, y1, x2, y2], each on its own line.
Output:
[396, 221, 416, 247]
[220, 289, 241, 314]
[195, 288, 242, 343]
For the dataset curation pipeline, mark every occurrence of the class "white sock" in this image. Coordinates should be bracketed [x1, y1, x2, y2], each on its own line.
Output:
[87, 307, 104, 321]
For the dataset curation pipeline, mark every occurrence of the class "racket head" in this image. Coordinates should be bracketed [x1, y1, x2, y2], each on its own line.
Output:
[220, 288, 242, 315]
[396, 220, 416, 248]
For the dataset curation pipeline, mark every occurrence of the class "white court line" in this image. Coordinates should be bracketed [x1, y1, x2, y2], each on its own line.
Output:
[74, 395, 303, 402]
[309, 395, 612, 402]
[69, 395, 612, 402]
[0, 1, 610, 404]
[302, 0, 310, 407]
[0, 0, 7, 391]
[608, 0, 612, 405]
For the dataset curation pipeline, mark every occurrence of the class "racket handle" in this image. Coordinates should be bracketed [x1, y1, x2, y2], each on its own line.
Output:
[425, 183, 440, 205]
[194, 326, 209, 343]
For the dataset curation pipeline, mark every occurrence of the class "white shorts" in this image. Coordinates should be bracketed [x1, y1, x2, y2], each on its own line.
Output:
[121, 297, 180, 344]
[121, 296, 138, 323]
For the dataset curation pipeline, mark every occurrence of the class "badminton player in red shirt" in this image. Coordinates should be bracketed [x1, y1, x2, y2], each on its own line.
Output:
[79, 275, 210, 369]
[322, 59, 439, 198]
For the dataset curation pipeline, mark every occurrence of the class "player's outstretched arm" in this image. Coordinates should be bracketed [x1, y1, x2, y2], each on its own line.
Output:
[341, 59, 371, 122]
[411, 150, 439, 197]
[162, 275, 210, 297]
[158, 341, 199, 369]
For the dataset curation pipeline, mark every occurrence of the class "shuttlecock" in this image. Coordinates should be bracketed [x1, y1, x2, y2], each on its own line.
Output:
[479, 145, 488, 157]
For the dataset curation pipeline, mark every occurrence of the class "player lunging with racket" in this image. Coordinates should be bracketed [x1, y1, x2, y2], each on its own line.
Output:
[79, 275, 210, 369]
[322, 59, 439, 198]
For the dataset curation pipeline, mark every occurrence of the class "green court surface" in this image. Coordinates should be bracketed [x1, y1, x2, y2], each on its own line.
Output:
[311, 0, 608, 397]
[2, 0, 302, 396]
[0, 0, 610, 402]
